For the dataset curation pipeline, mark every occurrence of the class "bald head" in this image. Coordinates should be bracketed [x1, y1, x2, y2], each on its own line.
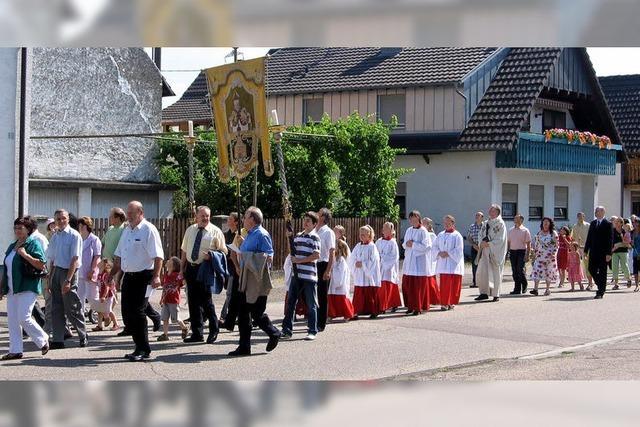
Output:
[127, 201, 144, 227]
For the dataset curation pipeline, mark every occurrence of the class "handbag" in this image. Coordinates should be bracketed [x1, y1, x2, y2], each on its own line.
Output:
[22, 259, 48, 278]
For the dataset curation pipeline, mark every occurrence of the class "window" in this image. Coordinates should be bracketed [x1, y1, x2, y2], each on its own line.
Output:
[377, 94, 406, 128]
[542, 109, 566, 131]
[529, 185, 544, 219]
[632, 192, 640, 216]
[554, 186, 568, 220]
[501, 184, 518, 220]
[303, 98, 324, 124]
[395, 182, 407, 219]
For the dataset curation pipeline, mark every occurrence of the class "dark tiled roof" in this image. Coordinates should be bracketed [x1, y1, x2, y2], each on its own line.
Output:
[162, 47, 497, 124]
[265, 47, 497, 95]
[162, 71, 211, 123]
[599, 74, 640, 154]
[458, 48, 562, 150]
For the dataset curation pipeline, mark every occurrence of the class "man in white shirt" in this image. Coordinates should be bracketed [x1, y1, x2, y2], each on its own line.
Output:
[314, 207, 335, 332]
[180, 206, 227, 344]
[111, 201, 164, 362]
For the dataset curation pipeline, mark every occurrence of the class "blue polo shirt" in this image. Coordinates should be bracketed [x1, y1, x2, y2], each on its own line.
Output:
[241, 225, 274, 256]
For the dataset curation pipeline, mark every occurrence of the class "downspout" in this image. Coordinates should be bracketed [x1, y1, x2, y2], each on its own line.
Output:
[621, 161, 625, 216]
[18, 47, 27, 217]
[455, 82, 468, 125]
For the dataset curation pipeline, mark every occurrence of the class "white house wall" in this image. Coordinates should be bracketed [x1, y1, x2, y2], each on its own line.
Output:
[495, 168, 597, 230]
[394, 151, 494, 234]
[0, 48, 18, 261]
[595, 164, 623, 217]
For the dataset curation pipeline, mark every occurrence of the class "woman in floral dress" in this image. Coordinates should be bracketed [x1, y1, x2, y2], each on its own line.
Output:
[530, 217, 559, 296]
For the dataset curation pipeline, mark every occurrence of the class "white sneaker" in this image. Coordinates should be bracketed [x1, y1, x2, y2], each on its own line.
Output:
[304, 333, 316, 341]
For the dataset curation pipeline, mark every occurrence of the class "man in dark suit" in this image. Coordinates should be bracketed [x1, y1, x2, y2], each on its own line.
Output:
[584, 206, 613, 299]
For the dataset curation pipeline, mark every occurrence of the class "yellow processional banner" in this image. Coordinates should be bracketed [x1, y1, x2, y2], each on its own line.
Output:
[205, 57, 274, 182]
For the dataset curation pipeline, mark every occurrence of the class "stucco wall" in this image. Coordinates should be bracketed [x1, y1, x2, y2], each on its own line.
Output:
[0, 48, 18, 262]
[394, 151, 494, 235]
[595, 163, 623, 217]
[27, 48, 163, 183]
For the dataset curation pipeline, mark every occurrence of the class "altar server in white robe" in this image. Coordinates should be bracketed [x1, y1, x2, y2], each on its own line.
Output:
[375, 222, 401, 312]
[349, 225, 382, 319]
[328, 239, 355, 321]
[402, 211, 435, 315]
[422, 217, 441, 307]
[434, 215, 465, 310]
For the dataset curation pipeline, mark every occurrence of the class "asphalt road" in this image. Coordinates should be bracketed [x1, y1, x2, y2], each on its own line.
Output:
[2, 266, 640, 380]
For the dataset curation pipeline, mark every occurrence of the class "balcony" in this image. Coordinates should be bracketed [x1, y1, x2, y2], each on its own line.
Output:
[496, 132, 620, 175]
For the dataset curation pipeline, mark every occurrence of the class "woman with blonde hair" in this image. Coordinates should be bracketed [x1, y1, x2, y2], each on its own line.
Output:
[349, 225, 382, 319]
[376, 222, 401, 312]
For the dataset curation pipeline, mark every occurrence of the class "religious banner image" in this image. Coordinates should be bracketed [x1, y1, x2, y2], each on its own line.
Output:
[205, 57, 274, 182]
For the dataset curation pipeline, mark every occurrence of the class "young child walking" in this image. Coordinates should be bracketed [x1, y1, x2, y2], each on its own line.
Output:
[556, 226, 572, 288]
[350, 225, 382, 319]
[375, 222, 401, 312]
[92, 260, 120, 332]
[157, 256, 189, 341]
[328, 238, 355, 321]
[567, 242, 585, 291]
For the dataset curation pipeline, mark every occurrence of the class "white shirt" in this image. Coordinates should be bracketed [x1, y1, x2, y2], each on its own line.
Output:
[348, 242, 381, 287]
[402, 226, 434, 276]
[31, 230, 49, 254]
[375, 237, 399, 284]
[316, 224, 336, 263]
[434, 230, 465, 276]
[5, 250, 16, 293]
[114, 219, 164, 272]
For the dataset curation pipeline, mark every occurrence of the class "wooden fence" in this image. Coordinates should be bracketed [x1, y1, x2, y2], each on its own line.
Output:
[91, 217, 397, 270]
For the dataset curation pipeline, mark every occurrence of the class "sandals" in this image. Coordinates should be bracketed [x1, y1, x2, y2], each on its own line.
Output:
[612, 284, 620, 291]
[181, 328, 189, 339]
[92, 326, 104, 332]
[543, 289, 551, 296]
[110, 325, 120, 331]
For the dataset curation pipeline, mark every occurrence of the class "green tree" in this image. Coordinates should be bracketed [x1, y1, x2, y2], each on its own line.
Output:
[155, 112, 412, 220]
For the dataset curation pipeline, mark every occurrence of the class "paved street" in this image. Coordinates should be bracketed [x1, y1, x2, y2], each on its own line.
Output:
[2, 266, 640, 380]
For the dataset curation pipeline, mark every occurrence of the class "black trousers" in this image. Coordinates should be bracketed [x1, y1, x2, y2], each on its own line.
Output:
[471, 247, 479, 286]
[121, 270, 153, 354]
[589, 256, 609, 297]
[223, 270, 240, 327]
[185, 264, 219, 338]
[238, 293, 280, 351]
[316, 261, 329, 331]
[509, 249, 528, 293]
[121, 296, 160, 333]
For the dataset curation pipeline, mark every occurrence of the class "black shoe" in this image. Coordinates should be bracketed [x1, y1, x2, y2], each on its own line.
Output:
[153, 323, 161, 332]
[64, 331, 73, 340]
[391, 307, 398, 313]
[41, 343, 49, 356]
[266, 335, 280, 352]
[79, 338, 88, 348]
[369, 314, 379, 319]
[1, 353, 23, 360]
[183, 335, 204, 343]
[522, 287, 528, 293]
[530, 289, 539, 296]
[594, 295, 603, 300]
[206, 332, 218, 344]
[318, 327, 325, 332]
[22, 331, 28, 338]
[117, 330, 131, 337]
[49, 341, 65, 350]
[470, 285, 478, 288]
[228, 347, 251, 357]
[474, 294, 489, 301]
[492, 297, 500, 302]
[127, 352, 150, 362]
[509, 291, 521, 295]
[412, 310, 420, 316]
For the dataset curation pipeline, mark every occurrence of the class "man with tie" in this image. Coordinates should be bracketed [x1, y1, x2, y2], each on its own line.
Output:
[180, 206, 227, 344]
[584, 206, 613, 299]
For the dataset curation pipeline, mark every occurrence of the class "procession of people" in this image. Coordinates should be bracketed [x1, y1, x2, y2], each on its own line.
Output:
[0, 200, 635, 362]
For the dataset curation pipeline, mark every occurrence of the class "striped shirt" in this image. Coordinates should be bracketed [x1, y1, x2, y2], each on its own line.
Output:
[293, 230, 321, 282]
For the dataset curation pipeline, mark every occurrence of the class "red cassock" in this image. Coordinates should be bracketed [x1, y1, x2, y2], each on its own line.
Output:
[381, 280, 402, 311]
[422, 275, 440, 309]
[284, 291, 308, 316]
[402, 275, 436, 312]
[328, 295, 355, 320]
[352, 286, 384, 315]
[439, 274, 462, 305]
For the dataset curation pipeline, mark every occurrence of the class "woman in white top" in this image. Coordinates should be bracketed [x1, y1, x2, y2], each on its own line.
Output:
[402, 211, 434, 315]
[349, 225, 382, 319]
[328, 238, 355, 321]
[434, 215, 465, 310]
[376, 222, 401, 312]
